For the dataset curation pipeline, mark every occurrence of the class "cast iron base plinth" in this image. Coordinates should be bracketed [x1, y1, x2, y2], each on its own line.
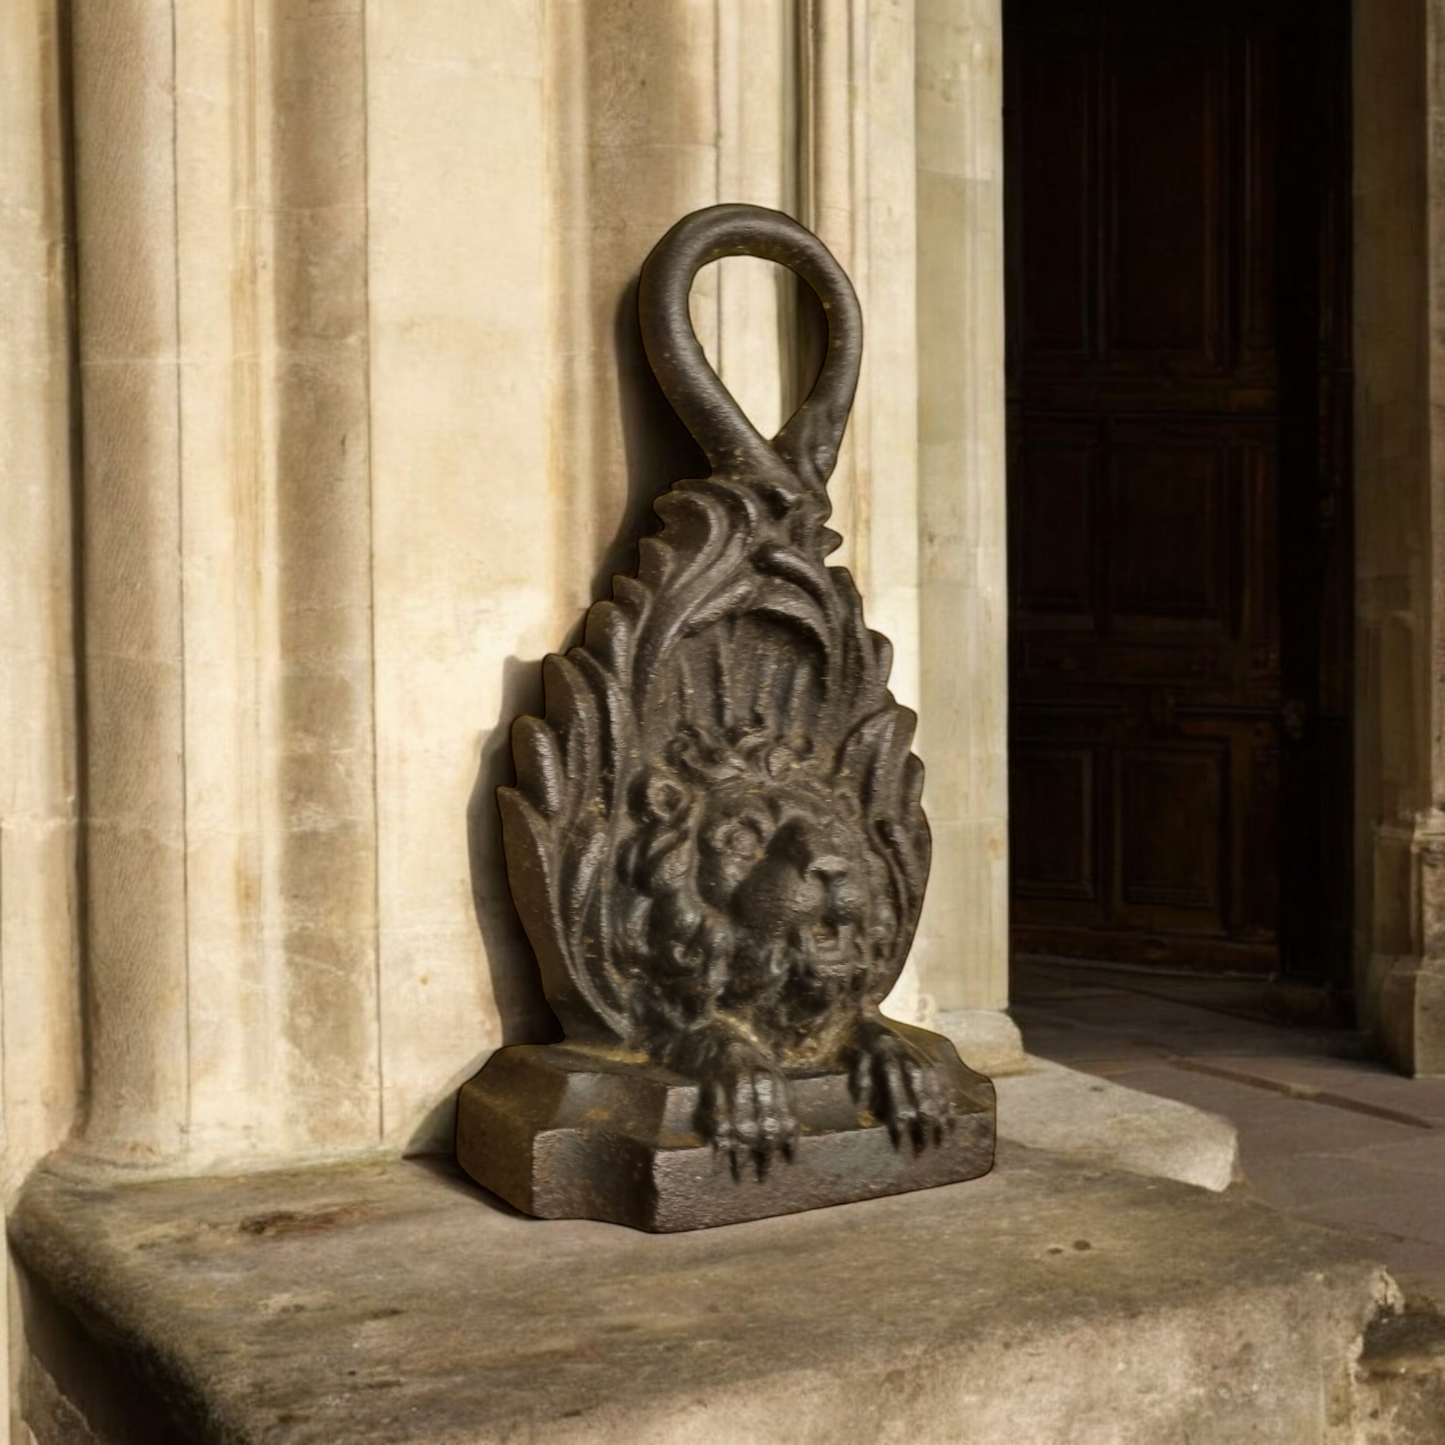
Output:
[455, 1022, 996, 1232]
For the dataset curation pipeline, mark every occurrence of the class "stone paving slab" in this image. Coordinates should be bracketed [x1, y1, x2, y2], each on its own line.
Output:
[1011, 966, 1445, 1310]
[1239, 1152, 1445, 1213]
[1011, 972, 1365, 1062]
[1211, 1099, 1425, 1163]
[1028, 1006, 1346, 1061]
[999, 1024, 1167, 1067]
[1351, 1133, 1445, 1178]
[1296, 1193, 1445, 1253]
[1076, 1066, 1426, 1156]
[1195, 1056, 1445, 1124]
[11, 1146, 1400, 1445]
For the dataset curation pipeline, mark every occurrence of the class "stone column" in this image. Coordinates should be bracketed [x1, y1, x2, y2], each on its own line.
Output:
[913, 0, 1021, 1069]
[791, 0, 933, 1028]
[0, 0, 83, 1184]
[69, 0, 192, 1163]
[67, 0, 382, 1167]
[3, 10, 76, 1441]
[5, 4, 84, 1433]
[1354, 0, 1445, 1074]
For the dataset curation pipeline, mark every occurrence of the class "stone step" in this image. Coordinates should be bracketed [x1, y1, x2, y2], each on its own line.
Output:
[995, 1056, 1241, 1192]
[8, 1144, 1433, 1444]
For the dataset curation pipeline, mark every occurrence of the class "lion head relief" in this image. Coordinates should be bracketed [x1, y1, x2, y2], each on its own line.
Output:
[497, 204, 943, 1168]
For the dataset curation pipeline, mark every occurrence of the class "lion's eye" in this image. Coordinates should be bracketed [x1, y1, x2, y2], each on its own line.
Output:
[644, 774, 686, 820]
[719, 823, 761, 855]
[705, 815, 770, 858]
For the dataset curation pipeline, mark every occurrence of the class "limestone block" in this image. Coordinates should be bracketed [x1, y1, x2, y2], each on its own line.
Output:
[1380, 958, 1445, 1077]
[995, 1058, 1241, 1193]
[11, 1147, 1400, 1444]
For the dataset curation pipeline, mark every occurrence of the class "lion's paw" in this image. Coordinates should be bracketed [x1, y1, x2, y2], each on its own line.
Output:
[850, 1021, 955, 1150]
[695, 1042, 799, 1178]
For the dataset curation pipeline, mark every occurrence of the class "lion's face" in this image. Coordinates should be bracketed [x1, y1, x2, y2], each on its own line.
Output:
[624, 731, 903, 1039]
[692, 774, 878, 1026]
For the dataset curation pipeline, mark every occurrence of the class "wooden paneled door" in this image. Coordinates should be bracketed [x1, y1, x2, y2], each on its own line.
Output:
[1004, 0, 1352, 980]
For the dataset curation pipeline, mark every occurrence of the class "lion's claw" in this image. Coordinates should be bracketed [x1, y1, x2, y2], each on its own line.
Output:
[698, 1049, 798, 1178]
[851, 1023, 955, 1150]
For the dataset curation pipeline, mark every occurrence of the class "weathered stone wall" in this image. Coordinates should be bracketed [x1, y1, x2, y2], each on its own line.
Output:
[15, 0, 1445, 1436]
[26, 0, 1445, 1192]
[65, 0, 385, 1169]
[31, 0, 1445, 1257]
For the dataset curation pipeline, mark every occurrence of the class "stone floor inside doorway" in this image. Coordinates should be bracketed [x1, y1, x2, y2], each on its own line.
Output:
[1011, 956, 1445, 1307]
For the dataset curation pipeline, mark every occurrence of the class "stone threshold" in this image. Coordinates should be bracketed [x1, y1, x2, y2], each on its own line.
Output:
[936, 1005, 1241, 1194]
[996, 1056, 1241, 1192]
[9, 1143, 1428, 1445]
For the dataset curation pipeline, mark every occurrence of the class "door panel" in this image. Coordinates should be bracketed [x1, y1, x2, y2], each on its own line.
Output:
[1005, 0, 1351, 979]
[1013, 434, 1096, 617]
[1017, 35, 1093, 357]
[1110, 433, 1229, 625]
[1108, 27, 1228, 359]
[1116, 743, 1227, 917]
[1012, 744, 1098, 905]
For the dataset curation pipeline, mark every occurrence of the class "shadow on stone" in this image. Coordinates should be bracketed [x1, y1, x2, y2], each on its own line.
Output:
[404, 1154, 541, 1221]
[461, 282, 704, 1053]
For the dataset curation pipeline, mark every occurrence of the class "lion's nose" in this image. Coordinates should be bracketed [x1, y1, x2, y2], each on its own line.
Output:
[776, 819, 849, 877]
[806, 853, 850, 884]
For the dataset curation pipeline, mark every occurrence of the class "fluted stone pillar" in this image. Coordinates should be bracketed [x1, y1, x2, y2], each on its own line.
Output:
[69, 0, 193, 1162]
[3, 4, 84, 1436]
[913, 0, 1021, 1068]
[0, 0, 83, 1187]
[67, 0, 382, 1166]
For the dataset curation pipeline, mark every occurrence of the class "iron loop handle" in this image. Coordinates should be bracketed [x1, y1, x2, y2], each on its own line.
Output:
[638, 203, 863, 490]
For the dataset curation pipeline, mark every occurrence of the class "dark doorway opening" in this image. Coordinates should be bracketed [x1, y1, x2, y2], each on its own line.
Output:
[1003, 0, 1354, 1000]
